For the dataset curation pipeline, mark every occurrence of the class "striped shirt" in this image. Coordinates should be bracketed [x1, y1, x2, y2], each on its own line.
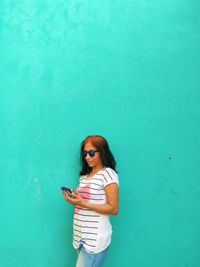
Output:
[73, 167, 119, 253]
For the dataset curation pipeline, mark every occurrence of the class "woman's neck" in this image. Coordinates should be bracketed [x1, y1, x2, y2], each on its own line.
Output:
[88, 165, 104, 177]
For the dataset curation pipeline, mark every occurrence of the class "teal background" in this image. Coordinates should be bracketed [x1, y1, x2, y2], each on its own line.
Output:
[0, 1, 200, 267]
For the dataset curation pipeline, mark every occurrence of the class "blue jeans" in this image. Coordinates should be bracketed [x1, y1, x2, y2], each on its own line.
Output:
[75, 247, 109, 267]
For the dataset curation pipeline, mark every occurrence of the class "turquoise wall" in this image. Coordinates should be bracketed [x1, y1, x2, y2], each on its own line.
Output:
[1, 1, 199, 266]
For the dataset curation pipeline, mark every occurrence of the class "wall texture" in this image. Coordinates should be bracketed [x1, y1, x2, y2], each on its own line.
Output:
[0, 1, 200, 267]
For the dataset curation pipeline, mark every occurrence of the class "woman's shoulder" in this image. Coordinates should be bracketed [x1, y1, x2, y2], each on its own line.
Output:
[100, 167, 119, 186]
[102, 167, 118, 177]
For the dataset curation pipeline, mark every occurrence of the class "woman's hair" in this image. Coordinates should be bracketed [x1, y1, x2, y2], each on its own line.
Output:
[80, 135, 117, 175]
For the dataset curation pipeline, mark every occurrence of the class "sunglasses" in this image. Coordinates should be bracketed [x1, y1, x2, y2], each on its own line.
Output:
[82, 150, 99, 157]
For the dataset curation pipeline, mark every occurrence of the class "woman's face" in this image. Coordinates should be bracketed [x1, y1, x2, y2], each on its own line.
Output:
[83, 141, 103, 170]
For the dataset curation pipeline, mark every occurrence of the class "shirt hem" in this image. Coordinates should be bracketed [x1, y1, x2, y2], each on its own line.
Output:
[73, 241, 111, 254]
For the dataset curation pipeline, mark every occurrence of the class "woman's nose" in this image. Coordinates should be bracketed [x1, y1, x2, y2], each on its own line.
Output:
[85, 154, 91, 159]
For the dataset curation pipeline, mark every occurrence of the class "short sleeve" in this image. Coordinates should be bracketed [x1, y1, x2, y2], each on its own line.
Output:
[102, 167, 119, 188]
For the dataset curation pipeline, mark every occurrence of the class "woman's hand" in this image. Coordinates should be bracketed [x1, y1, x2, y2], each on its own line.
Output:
[61, 183, 119, 215]
[62, 190, 85, 207]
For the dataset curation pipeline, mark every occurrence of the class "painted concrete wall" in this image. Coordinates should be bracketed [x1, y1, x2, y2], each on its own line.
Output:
[0, 1, 200, 267]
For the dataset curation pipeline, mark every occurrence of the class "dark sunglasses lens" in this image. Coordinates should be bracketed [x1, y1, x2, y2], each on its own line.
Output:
[89, 150, 95, 157]
[82, 150, 87, 157]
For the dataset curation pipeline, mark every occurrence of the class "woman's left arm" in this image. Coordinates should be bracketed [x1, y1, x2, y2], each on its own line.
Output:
[63, 183, 119, 215]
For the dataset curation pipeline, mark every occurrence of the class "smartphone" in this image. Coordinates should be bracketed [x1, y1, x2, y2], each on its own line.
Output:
[61, 186, 73, 198]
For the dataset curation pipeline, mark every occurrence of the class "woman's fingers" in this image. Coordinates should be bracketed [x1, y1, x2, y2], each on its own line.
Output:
[62, 190, 84, 207]
[63, 192, 71, 202]
[72, 191, 78, 198]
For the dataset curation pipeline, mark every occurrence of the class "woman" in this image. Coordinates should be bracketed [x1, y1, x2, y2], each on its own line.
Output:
[62, 135, 119, 267]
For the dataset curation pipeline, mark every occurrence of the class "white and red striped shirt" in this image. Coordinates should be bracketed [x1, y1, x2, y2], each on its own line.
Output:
[73, 167, 119, 253]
